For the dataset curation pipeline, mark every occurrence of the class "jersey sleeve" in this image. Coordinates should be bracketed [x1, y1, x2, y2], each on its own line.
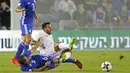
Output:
[21, 68, 33, 72]
[20, 66, 33, 72]
[18, 0, 26, 9]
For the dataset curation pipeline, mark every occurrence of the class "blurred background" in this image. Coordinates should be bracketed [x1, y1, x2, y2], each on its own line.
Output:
[1, 0, 130, 30]
[34, 0, 130, 30]
[0, 0, 130, 51]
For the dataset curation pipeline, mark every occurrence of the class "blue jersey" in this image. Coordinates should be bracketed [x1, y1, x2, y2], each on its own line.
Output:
[20, 55, 54, 72]
[18, 0, 36, 35]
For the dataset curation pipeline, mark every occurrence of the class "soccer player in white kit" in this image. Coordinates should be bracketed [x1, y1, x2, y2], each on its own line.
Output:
[33, 22, 55, 56]
[33, 22, 73, 58]
[32, 22, 82, 69]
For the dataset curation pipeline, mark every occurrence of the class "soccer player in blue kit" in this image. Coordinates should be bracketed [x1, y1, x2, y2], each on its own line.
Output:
[16, 43, 83, 72]
[13, 37, 82, 72]
[18, 55, 62, 72]
[18, 52, 82, 72]
[11, 0, 38, 67]
[15, 38, 82, 72]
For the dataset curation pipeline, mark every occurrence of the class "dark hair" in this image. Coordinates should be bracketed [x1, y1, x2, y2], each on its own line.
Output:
[17, 55, 27, 65]
[1, 0, 7, 4]
[42, 22, 50, 30]
[1, 0, 10, 6]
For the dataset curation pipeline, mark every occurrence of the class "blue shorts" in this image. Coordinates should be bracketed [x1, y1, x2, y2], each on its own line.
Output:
[20, 20, 34, 36]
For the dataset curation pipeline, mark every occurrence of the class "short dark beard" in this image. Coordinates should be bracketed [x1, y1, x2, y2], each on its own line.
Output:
[47, 32, 51, 35]
[43, 30, 51, 35]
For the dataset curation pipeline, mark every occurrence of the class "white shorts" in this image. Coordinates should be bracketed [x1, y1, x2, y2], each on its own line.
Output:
[52, 49, 71, 59]
[39, 44, 55, 56]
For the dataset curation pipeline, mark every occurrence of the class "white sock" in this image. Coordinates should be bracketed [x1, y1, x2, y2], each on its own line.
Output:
[58, 43, 69, 49]
[65, 52, 71, 59]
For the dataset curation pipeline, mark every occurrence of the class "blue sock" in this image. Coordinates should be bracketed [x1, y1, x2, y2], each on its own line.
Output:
[14, 43, 24, 58]
[23, 50, 31, 57]
[24, 43, 29, 50]
[64, 58, 76, 63]
[23, 43, 29, 57]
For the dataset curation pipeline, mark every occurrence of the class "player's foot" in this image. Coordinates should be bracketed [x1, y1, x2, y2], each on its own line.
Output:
[60, 54, 66, 63]
[11, 58, 20, 67]
[69, 38, 76, 50]
[75, 60, 82, 69]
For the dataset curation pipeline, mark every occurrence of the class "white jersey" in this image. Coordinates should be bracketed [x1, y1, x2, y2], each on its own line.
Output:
[34, 31, 55, 56]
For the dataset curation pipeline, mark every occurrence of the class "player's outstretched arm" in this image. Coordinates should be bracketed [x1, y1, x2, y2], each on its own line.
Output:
[15, 7, 25, 13]
[31, 39, 38, 45]
[31, 37, 42, 45]
[30, 40, 41, 53]
[33, 61, 51, 72]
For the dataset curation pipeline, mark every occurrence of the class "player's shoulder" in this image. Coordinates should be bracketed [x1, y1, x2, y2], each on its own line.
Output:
[38, 31, 44, 34]
[38, 31, 46, 37]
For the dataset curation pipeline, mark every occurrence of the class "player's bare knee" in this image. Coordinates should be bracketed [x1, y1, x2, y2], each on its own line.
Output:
[25, 34, 32, 43]
[21, 36, 26, 43]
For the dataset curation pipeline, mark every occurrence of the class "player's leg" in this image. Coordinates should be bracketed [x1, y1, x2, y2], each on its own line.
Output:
[54, 46, 76, 64]
[11, 24, 32, 66]
[55, 38, 82, 69]
[21, 23, 33, 57]
[14, 43, 24, 58]
[12, 39, 40, 67]
[69, 38, 76, 50]
[64, 57, 82, 69]
[60, 49, 75, 63]
[47, 55, 66, 64]
[60, 50, 83, 69]
[14, 36, 26, 58]
[53, 38, 76, 59]
[54, 42, 69, 52]
[54, 38, 76, 51]
[11, 37, 26, 67]
[22, 34, 32, 56]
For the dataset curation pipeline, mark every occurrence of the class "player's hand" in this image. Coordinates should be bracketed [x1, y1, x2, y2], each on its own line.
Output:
[33, 68, 37, 72]
[45, 61, 51, 67]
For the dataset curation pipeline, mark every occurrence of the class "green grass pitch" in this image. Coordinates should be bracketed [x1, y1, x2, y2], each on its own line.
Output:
[0, 51, 130, 73]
